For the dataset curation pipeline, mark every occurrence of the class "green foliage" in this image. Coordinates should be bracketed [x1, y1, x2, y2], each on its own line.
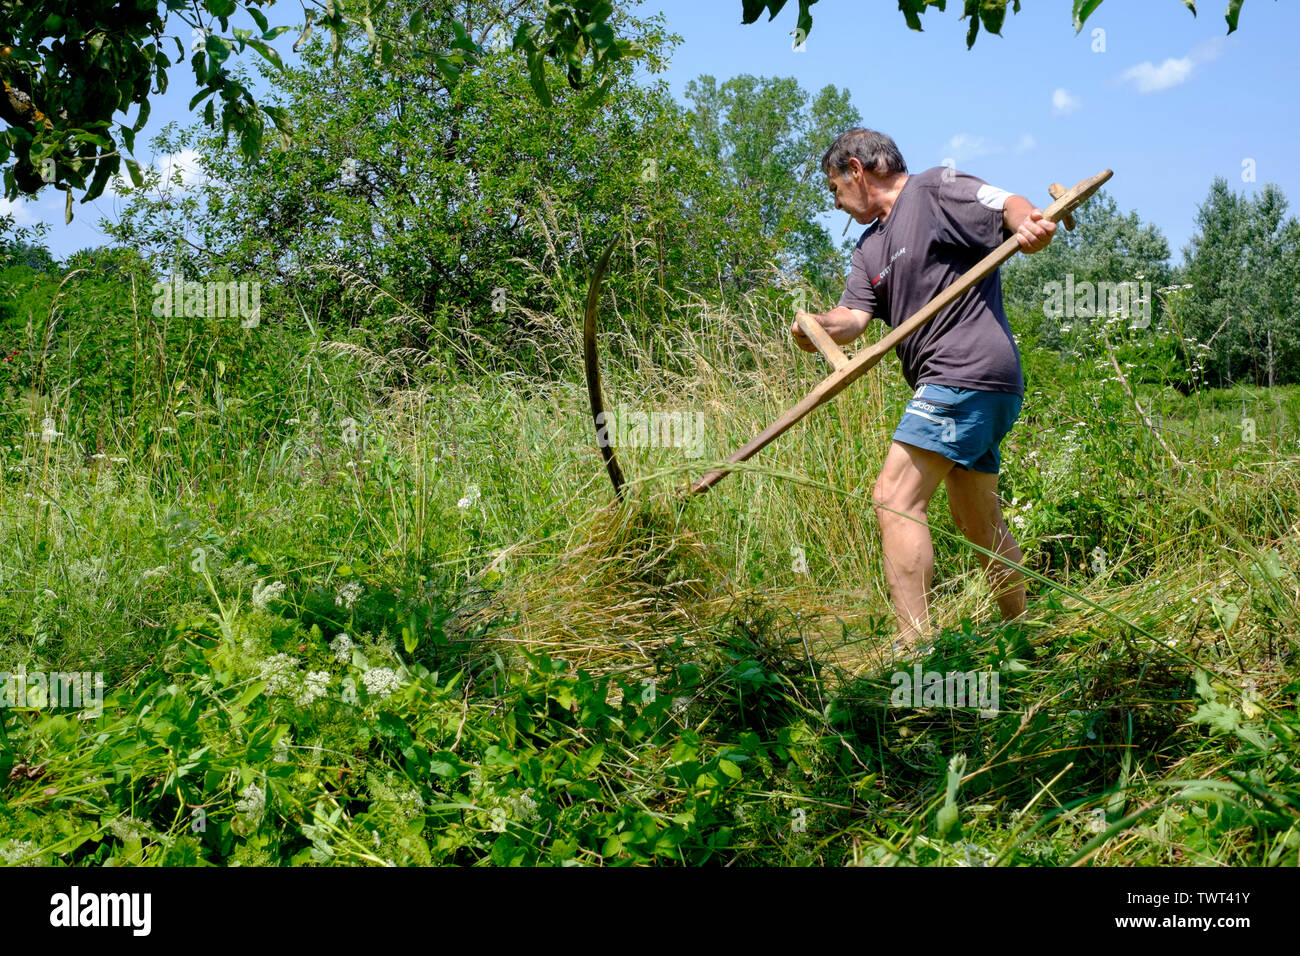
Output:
[1002, 189, 1173, 341]
[683, 74, 859, 296]
[3, 0, 1266, 216]
[1180, 177, 1300, 387]
[737, 0, 1259, 50]
[107, 6, 832, 374]
[0, 0, 644, 210]
[2, 267, 1300, 864]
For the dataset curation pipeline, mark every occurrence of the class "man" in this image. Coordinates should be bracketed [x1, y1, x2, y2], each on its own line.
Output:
[791, 127, 1055, 653]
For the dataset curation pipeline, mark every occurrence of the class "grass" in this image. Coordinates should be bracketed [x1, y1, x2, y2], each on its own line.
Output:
[0, 264, 1297, 866]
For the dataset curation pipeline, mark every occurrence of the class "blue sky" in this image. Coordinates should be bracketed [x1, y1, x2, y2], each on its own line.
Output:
[5, 0, 1297, 263]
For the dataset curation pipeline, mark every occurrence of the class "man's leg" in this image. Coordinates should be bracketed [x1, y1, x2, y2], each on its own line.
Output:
[873, 440, 956, 647]
[944, 466, 1026, 621]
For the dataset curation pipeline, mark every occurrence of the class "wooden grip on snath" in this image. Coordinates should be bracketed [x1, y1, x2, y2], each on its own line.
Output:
[689, 169, 1113, 496]
[1048, 183, 1075, 230]
[795, 311, 849, 370]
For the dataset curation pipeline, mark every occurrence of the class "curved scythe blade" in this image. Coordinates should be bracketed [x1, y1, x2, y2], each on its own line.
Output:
[583, 239, 626, 502]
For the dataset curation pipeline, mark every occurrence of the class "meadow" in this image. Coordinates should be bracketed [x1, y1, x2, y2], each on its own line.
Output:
[1, 253, 1297, 867]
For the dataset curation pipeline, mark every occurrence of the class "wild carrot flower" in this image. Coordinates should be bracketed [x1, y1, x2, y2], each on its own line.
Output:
[362, 667, 403, 700]
[335, 579, 363, 610]
[330, 632, 354, 663]
[236, 782, 266, 825]
[295, 671, 331, 707]
[252, 578, 286, 608]
[258, 654, 300, 696]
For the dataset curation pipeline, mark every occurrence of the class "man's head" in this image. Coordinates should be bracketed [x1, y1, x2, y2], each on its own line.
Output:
[821, 128, 909, 225]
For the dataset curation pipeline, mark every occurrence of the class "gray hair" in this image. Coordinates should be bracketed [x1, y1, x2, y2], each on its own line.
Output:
[821, 128, 908, 178]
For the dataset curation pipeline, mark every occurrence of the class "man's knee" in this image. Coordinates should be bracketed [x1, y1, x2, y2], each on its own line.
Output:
[873, 474, 927, 520]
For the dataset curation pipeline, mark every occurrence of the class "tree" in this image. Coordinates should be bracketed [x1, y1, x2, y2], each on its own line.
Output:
[0, 0, 641, 214]
[683, 74, 859, 295]
[1181, 178, 1300, 387]
[106, 1, 777, 369]
[1, 237, 57, 273]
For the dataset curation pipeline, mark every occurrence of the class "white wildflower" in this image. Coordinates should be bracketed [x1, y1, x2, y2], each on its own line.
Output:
[40, 418, 61, 442]
[295, 670, 331, 707]
[958, 842, 995, 867]
[330, 632, 354, 663]
[0, 839, 38, 866]
[362, 667, 403, 701]
[505, 789, 541, 825]
[335, 579, 363, 610]
[457, 485, 481, 510]
[258, 654, 300, 696]
[107, 815, 148, 842]
[273, 734, 293, 764]
[218, 560, 258, 588]
[252, 578, 287, 608]
[236, 782, 266, 825]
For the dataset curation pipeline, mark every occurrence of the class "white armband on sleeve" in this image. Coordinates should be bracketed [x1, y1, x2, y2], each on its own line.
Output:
[976, 184, 1013, 211]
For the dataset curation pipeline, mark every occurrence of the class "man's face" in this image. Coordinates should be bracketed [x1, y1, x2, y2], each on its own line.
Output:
[826, 158, 875, 224]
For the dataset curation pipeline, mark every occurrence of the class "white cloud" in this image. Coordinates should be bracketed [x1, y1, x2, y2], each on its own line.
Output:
[103, 149, 213, 199]
[1052, 88, 1083, 116]
[156, 149, 211, 190]
[1014, 133, 1037, 154]
[1117, 38, 1224, 94]
[0, 195, 38, 226]
[1118, 56, 1195, 93]
[943, 133, 1002, 163]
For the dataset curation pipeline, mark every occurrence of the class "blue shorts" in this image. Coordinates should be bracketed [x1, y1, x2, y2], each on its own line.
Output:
[891, 383, 1022, 475]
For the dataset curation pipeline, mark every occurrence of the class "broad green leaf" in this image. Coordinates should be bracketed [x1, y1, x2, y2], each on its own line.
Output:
[249, 38, 283, 71]
[1225, 1, 1245, 32]
[1191, 701, 1241, 735]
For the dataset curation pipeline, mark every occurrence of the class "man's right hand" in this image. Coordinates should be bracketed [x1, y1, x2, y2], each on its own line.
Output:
[790, 306, 871, 352]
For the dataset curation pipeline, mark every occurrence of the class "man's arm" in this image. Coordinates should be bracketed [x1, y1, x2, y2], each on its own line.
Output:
[1003, 195, 1056, 254]
[790, 305, 871, 353]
